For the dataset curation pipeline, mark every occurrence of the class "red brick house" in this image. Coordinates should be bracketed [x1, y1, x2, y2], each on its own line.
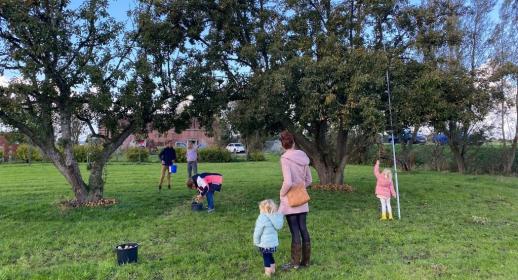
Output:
[0, 135, 18, 161]
[120, 119, 215, 150]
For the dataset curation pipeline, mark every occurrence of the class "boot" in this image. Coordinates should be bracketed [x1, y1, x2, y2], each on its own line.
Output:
[281, 242, 301, 271]
[264, 267, 272, 277]
[380, 213, 387, 220]
[388, 212, 393, 220]
[300, 242, 311, 267]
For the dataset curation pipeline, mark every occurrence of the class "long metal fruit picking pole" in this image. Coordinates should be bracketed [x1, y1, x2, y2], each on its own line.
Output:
[385, 66, 401, 220]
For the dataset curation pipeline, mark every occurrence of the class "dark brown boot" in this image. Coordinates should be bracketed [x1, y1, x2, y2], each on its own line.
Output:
[300, 242, 311, 267]
[281, 242, 302, 271]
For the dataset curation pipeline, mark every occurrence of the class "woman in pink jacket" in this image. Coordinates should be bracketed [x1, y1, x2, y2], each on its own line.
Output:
[374, 160, 396, 220]
[278, 131, 312, 270]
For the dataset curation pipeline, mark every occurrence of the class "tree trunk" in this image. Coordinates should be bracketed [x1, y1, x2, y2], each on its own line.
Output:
[292, 131, 348, 185]
[501, 99, 507, 147]
[504, 82, 518, 174]
[88, 163, 105, 201]
[42, 145, 109, 203]
[42, 146, 97, 203]
[449, 143, 466, 173]
[311, 157, 346, 184]
[505, 138, 517, 174]
[400, 127, 419, 171]
[445, 122, 468, 173]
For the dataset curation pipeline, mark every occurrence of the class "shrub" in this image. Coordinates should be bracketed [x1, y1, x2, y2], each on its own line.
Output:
[125, 147, 149, 162]
[73, 145, 103, 162]
[74, 145, 88, 162]
[0, 149, 3, 161]
[175, 148, 187, 163]
[199, 148, 232, 162]
[16, 144, 42, 161]
[247, 152, 266, 161]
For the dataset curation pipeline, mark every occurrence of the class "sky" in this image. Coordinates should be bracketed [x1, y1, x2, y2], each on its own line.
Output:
[1, 0, 513, 137]
[74, 0, 504, 26]
[71, 0, 136, 21]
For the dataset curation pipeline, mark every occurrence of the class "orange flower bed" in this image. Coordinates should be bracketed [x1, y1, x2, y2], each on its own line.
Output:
[311, 184, 354, 192]
[59, 198, 118, 208]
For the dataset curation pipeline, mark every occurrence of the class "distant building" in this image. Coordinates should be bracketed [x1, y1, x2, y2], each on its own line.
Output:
[119, 119, 215, 150]
[0, 135, 18, 161]
[263, 139, 282, 154]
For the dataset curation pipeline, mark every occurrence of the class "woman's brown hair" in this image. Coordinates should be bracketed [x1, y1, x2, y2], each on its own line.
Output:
[280, 130, 295, 149]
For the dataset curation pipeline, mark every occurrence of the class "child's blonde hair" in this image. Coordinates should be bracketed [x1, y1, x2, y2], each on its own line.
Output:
[259, 199, 277, 214]
[382, 168, 393, 181]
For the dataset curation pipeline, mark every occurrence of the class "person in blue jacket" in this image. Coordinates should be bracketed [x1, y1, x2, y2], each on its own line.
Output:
[253, 199, 284, 277]
[158, 141, 176, 190]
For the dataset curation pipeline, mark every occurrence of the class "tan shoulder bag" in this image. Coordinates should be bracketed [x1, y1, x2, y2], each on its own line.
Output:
[286, 165, 310, 207]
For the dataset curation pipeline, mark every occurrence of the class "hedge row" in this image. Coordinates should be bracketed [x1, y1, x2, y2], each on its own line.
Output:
[4, 144, 266, 164]
[73, 145, 103, 162]
[349, 144, 518, 175]
[154, 148, 266, 163]
[173, 148, 232, 163]
[16, 144, 43, 161]
[125, 147, 150, 162]
[247, 152, 266, 161]
[13, 144, 106, 163]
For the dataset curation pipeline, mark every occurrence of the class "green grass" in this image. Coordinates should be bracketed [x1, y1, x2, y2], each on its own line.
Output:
[0, 157, 517, 279]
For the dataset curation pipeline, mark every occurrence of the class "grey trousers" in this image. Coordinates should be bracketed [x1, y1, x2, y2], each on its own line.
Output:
[187, 161, 198, 178]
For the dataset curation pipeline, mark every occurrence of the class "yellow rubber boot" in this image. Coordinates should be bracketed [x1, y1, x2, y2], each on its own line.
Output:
[380, 213, 387, 220]
[388, 212, 393, 220]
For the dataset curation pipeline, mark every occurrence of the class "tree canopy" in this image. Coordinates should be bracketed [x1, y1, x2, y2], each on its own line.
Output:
[0, 0, 202, 203]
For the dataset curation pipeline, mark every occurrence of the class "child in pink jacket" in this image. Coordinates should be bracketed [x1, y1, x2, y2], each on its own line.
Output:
[374, 160, 396, 220]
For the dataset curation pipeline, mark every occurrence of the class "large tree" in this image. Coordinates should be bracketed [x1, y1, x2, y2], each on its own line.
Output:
[489, 0, 518, 174]
[389, 59, 437, 171]
[411, 0, 493, 173]
[174, 0, 412, 184]
[0, 1, 195, 204]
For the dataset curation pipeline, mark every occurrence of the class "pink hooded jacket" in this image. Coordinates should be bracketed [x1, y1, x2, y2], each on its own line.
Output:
[374, 161, 396, 199]
[279, 149, 312, 215]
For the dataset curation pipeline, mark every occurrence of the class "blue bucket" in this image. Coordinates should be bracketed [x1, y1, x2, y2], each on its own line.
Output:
[169, 164, 177, 173]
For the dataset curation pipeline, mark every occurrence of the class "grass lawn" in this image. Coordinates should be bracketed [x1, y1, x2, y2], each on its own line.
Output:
[0, 157, 517, 279]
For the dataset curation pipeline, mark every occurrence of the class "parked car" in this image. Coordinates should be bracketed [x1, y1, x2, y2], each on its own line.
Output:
[432, 133, 448, 145]
[387, 129, 427, 144]
[175, 142, 187, 148]
[432, 132, 485, 146]
[226, 143, 246, 153]
[414, 133, 427, 144]
[386, 134, 400, 144]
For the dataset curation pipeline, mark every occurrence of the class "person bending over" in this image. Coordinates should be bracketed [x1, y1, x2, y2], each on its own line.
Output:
[187, 172, 223, 213]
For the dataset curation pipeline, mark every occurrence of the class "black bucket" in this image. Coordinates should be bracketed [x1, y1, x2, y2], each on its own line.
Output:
[116, 243, 138, 265]
[191, 201, 203, 211]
